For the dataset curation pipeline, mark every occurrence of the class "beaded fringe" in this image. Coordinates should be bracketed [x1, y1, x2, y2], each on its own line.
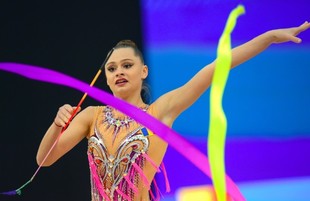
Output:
[88, 152, 170, 201]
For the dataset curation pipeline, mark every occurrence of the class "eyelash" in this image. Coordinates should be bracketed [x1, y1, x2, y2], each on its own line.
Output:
[123, 63, 133, 69]
[107, 63, 133, 72]
[107, 66, 116, 72]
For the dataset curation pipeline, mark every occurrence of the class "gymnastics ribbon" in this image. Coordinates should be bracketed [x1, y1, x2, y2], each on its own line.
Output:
[208, 5, 245, 201]
[0, 62, 245, 200]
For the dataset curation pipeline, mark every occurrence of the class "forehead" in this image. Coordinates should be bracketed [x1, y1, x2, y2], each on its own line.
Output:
[107, 48, 139, 63]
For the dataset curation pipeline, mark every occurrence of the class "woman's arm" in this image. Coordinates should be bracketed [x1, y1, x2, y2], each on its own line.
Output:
[154, 22, 310, 126]
[230, 21, 309, 67]
[36, 105, 94, 166]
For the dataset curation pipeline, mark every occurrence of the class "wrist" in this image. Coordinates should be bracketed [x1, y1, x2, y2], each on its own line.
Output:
[262, 31, 276, 44]
[265, 30, 287, 45]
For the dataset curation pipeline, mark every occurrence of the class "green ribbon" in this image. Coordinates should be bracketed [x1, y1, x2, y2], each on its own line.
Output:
[208, 5, 245, 201]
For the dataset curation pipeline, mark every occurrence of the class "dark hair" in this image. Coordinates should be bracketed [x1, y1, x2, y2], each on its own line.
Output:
[114, 40, 144, 64]
[141, 83, 151, 104]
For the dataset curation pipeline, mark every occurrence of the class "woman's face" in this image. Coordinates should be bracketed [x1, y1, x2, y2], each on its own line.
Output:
[105, 47, 148, 98]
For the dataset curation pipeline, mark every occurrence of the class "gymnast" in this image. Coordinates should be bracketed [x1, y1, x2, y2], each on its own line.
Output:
[36, 22, 310, 201]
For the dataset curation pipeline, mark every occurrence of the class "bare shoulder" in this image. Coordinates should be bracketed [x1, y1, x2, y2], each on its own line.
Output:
[83, 106, 98, 114]
[75, 106, 99, 126]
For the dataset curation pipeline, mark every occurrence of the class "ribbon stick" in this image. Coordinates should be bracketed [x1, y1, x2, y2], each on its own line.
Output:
[0, 49, 114, 196]
[0, 62, 246, 201]
[208, 5, 245, 201]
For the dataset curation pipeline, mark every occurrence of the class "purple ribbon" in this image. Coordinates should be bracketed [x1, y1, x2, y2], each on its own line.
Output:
[0, 62, 245, 201]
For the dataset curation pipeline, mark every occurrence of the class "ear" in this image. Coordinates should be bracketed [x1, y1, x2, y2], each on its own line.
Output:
[142, 65, 148, 79]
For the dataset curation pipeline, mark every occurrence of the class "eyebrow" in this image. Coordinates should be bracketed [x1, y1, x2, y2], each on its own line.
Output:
[106, 59, 134, 67]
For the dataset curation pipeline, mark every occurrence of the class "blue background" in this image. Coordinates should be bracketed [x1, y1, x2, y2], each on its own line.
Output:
[142, 0, 310, 137]
[141, 0, 310, 200]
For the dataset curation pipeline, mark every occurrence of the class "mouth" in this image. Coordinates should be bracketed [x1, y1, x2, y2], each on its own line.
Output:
[115, 78, 128, 86]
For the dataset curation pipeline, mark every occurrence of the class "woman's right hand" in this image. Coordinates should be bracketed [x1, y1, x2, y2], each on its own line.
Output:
[54, 104, 81, 127]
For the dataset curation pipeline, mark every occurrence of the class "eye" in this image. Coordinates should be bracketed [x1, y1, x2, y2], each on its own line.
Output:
[107, 65, 116, 72]
[123, 63, 133, 69]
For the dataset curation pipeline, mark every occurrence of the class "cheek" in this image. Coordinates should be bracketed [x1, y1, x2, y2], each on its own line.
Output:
[105, 74, 112, 86]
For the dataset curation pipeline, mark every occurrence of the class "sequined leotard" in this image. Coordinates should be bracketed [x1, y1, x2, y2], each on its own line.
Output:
[87, 105, 166, 201]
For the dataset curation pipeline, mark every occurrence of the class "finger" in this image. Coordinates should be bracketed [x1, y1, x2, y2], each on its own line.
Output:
[302, 21, 309, 26]
[298, 21, 310, 32]
[291, 21, 310, 38]
[72, 106, 82, 113]
[53, 117, 63, 127]
[58, 105, 81, 125]
[65, 105, 81, 119]
[69, 107, 82, 119]
[61, 106, 81, 125]
[291, 22, 309, 43]
[57, 105, 72, 123]
[290, 36, 302, 43]
[63, 104, 74, 114]
[64, 105, 81, 115]
[57, 112, 70, 126]
[63, 109, 73, 121]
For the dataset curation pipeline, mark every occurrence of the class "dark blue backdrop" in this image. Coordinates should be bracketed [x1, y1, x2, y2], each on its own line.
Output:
[141, 1, 310, 200]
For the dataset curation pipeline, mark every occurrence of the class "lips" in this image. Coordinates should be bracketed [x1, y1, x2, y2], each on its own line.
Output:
[115, 78, 128, 85]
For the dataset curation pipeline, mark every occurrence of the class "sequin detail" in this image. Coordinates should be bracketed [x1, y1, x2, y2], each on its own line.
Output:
[88, 125, 151, 201]
[103, 106, 148, 144]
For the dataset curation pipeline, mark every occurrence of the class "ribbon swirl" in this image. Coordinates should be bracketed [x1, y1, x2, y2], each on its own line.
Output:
[208, 5, 245, 201]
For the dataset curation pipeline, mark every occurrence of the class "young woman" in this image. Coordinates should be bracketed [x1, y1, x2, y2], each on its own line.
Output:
[37, 22, 310, 201]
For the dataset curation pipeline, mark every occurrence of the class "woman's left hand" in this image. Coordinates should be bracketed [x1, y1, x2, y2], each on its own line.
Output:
[269, 21, 310, 44]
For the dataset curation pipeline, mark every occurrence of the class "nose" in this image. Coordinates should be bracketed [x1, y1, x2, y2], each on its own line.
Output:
[115, 67, 124, 77]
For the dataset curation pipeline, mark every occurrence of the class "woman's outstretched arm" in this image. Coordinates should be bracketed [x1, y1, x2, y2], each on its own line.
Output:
[231, 21, 309, 68]
[154, 22, 310, 126]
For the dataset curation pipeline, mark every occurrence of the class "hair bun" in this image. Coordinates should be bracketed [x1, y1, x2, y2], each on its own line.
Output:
[115, 40, 137, 48]
[112, 39, 144, 64]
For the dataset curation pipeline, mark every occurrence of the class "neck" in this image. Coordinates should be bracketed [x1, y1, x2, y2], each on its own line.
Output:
[115, 93, 146, 108]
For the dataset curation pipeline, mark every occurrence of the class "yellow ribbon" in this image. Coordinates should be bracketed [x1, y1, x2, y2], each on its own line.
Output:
[208, 5, 245, 201]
